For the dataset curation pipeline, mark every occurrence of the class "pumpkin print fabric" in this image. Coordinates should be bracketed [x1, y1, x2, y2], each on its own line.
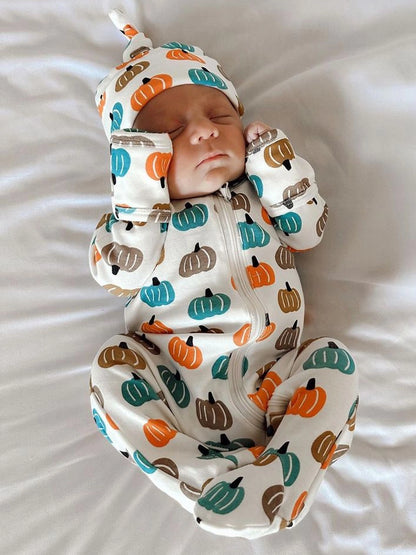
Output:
[89, 11, 358, 539]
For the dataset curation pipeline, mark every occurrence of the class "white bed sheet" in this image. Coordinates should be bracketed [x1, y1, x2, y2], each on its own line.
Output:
[2, 0, 416, 553]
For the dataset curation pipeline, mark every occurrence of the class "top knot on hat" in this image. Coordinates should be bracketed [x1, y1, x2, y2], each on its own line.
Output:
[96, 9, 244, 141]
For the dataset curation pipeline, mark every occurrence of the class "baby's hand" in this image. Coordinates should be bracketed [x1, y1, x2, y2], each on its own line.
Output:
[244, 121, 273, 144]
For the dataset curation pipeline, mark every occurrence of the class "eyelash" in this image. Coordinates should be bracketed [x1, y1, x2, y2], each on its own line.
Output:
[167, 115, 233, 136]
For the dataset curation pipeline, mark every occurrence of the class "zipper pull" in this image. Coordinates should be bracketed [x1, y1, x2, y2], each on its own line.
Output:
[218, 182, 232, 201]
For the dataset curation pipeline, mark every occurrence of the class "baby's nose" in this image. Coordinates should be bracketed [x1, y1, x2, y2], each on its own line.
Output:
[190, 118, 219, 144]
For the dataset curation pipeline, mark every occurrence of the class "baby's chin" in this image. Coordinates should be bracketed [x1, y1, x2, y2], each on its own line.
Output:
[169, 168, 243, 199]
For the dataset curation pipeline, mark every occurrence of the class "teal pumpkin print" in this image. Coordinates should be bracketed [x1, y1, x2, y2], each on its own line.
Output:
[277, 442, 300, 486]
[274, 212, 302, 234]
[188, 67, 227, 90]
[92, 409, 112, 444]
[188, 288, 231, 320]
[238, 214, 270, 250]
[140, 277, 175, 307]
[172, 202, 209, 231]
[110, 102, 123, 132]
[197, 445, 238, 466]
[105, 213, 118, 232]
[111, 147, 131, 180]
[161, 42, 195, 52]
[303, 341, 355, 374]
[242, 356, 249, 377]
[133, 449, 157, 474]
[197, 476, 245, 515]
[248, 174, 264, 198]
[121, 372, 159, 406]
[158, 365, 190, 408]
[211, 355, 229, 380]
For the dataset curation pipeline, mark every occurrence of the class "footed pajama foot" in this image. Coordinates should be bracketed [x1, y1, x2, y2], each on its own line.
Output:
[193, 453, 291, 539]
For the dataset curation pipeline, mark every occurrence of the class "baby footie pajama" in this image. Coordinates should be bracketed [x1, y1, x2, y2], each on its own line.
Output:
[90, 10, 358, 538]
[89, 127, 358, 538]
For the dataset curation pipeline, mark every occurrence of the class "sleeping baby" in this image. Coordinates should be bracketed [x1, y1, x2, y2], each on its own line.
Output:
[89, 9, 359, 539]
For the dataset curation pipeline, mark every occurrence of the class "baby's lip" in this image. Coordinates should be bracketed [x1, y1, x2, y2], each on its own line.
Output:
[196, 151, 227, 167]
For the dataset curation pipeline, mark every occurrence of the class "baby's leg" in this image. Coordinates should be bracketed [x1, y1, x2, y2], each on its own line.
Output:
[90, 334, 258, 513]
[193, 337, 358, 538]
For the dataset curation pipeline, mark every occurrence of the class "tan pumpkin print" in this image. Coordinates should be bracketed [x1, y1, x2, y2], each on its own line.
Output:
[311, 430, 337, 468]
[316, 204, 329, 237]
[295, 337, 324, 360]
[282, 177, 311, 208]
[180, 481, 202, 501]
[230, 192, 251, 212]
[278, 282, 302, 313]
[152, 457, 179, 478]
[98, 341, 146, 369]
[103, 284, 140, 298]
[275, 321, 300, 350]
[168, 336, 203, 369]
[179, 243, 217, 277]
[143, 418, 177, 447]
[125, 332, 161, 355]
[115, 61, 150, 91]
[115, 48, 150, 70]
[101, 241, 143, 275]
[248, 370, 282, 411]
[262, 484, 285, 524]
[256, 361, 276, 379]
[195, 392, 233, 430]
[264, 138, 295, 170]
[111, 133, 155, 148]
[166, 49, 205, 63]
[246, 129, 278, 156]
[286, 378, 326, 418]
[329, 444, 350, 465]
[275, 245, 295, 269]
[246, 257, 275, 288]
[131, 74, 173, 111]
[141, 315, 173, 334]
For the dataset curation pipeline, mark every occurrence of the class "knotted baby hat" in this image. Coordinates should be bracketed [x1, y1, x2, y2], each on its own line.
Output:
[96, 9, 244, 141]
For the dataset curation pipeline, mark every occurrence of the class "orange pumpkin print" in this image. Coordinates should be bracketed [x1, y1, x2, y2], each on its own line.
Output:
[143, 418, 177, 447]
[97, 92, 106, 117]
[286, 378, 326, 418]
[141, 315, 173, 334]
[248, 370, 282, 411]
[233, 323, 251, 346]
[166, 49, 205, 63]
[146, 151, 172, 187]
[256, 314, 276, 342]
[291, 491, 308, 520]
[249, 445, 265, 458]
[131, 74, 173, 111]
[261, 207, 272, 225]
[93, 245, 102, 264]
[246, 256, 275, 288]
[105, 413, 119, 430]
[168, 336, 203, 369]
[123, 24, 138, 39]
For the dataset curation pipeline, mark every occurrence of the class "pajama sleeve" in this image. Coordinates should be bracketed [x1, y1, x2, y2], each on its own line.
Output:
[89, 129, 173, 297]
[245, 129, 329, 252]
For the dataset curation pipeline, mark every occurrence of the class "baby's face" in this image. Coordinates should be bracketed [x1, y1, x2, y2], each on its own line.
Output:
[133, 85, 246, 199]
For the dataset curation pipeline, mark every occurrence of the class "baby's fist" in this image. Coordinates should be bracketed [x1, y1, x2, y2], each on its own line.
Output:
[244, 121, 273, 144]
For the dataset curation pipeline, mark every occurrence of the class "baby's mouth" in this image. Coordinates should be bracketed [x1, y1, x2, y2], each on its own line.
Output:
[197, 152, 227, 167]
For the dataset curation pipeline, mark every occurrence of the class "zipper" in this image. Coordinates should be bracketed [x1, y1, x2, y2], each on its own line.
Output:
[215, 195, 266, 428]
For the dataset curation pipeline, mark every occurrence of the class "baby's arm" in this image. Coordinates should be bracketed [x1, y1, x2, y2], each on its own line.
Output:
[89, 130, 172, 297]
[245, 124, 328, 252]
